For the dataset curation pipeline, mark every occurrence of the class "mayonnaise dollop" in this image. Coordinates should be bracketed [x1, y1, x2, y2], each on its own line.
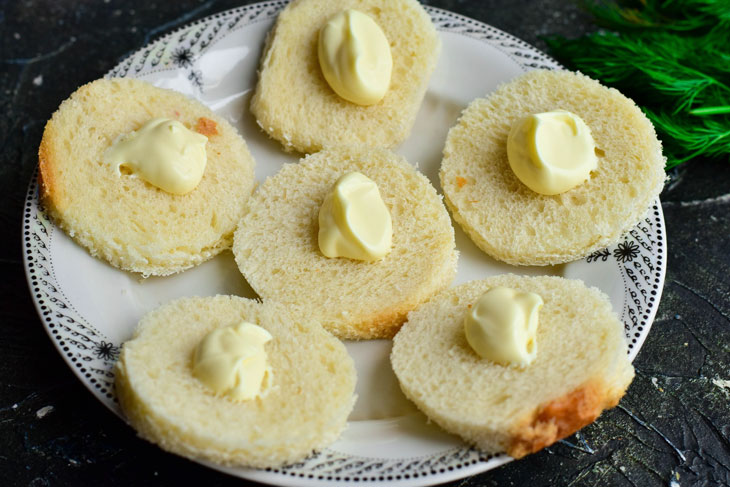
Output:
[104, 117, 207, 195]
[318, 171, 392, 262]
[507, 110, 598, 195]
[464, 286, 543, 367]
[192, 322, 273, 401]
[318, 9, 392, 106]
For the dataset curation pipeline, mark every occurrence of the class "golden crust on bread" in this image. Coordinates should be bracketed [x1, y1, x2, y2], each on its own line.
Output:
[508, 379, 621, 458]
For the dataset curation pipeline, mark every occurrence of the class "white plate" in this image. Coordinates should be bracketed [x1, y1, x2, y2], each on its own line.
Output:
[23, 2, 667, 486]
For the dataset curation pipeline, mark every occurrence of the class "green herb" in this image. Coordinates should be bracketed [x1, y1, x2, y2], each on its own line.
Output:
[582, 0, 730, 31]
[546, 0, 730, 168]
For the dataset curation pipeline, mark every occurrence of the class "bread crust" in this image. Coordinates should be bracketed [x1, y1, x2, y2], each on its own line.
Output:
[38, 123, 57, 212]
[508, 379, 620, 458]
[339, 294, 426, 340]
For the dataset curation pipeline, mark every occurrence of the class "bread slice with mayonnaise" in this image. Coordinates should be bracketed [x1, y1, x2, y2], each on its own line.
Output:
[391, 274, 634, 458]
[250, 0, 441, 153]
[233, 146, 458, 339]
[39, 78, 256, 276]
[115, 295, 356, 467]
[440, 69, 665, 266]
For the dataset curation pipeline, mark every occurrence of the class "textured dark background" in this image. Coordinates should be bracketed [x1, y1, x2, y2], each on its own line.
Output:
[2, 1, 729, 486]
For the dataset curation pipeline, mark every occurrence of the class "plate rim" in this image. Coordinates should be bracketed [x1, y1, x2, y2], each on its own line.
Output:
[22, 1, 668, 486]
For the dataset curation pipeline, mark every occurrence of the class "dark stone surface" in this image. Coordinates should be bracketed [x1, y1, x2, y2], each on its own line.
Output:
[1, 1, 729, 486]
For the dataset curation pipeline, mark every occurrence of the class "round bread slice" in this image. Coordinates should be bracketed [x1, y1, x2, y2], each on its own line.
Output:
[38, 78, 256, 276]
[250, 0, 441, 153]
[391, 275, 634, 459]
[115, 295, 356, 468]
[233, 146, 458, 340]
[440, 69, 666, 265]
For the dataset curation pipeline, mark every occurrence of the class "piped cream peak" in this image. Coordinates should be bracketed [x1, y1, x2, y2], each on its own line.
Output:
[318, 9, 392, 106]
[507, 110, 598, 195]
[318, 171, 392, 262]
[104, 117, 207, 195]
[192, 322, 273, 401]
[464, 286, 543, 367]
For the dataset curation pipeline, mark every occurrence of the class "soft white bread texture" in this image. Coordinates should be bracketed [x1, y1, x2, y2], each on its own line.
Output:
[233, 146, 458, 340]
[38, 78, 256, 276]
[440, 69, 665, 265]
[115, 295, 356, 468]
[391, 275, 634, 459]
[250, 0, 441, 153]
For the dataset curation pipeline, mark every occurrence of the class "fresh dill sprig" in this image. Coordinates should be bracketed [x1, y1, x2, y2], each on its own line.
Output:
[647, 108, 730, 165]
[546, 0, 730, 168]
[582, 0, 730, 31]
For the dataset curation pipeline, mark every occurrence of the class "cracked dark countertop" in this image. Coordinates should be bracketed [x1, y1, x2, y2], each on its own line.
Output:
[1, 1, 729, 486]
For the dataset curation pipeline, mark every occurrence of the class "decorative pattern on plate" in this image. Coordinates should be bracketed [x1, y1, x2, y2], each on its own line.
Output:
[583, 202, 665, 358]
[23, 173, 118, 403]
[24, 2, 667, 486]
[107, 1, 290, 91]
[269, 448, 498, 482]
[427, 10, 559, 70]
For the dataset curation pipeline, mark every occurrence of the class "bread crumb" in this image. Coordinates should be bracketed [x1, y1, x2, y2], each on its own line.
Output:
[456, 177, 467, 188]
[712, 378, 730, 397]
[36, 405, 54, 419]
[196, 117, 219, 136]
